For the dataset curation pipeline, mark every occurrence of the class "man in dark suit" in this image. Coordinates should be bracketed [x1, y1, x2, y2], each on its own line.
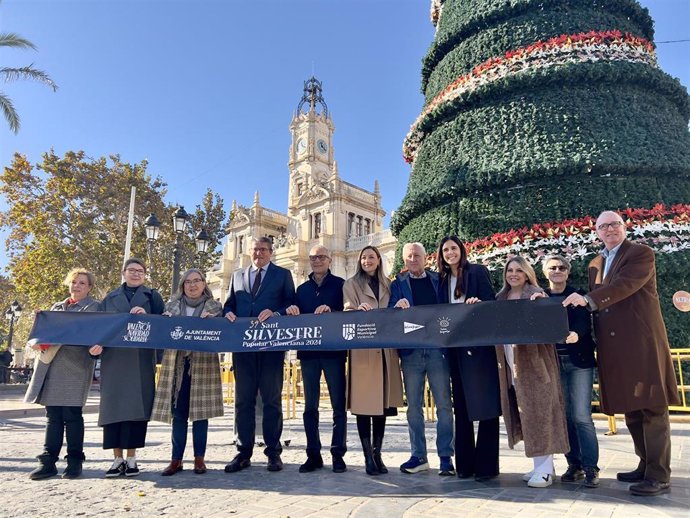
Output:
[223, 236, 296, 473]
[563, 211, 680, 496]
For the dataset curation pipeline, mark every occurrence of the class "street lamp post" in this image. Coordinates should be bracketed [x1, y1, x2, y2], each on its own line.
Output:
[144, 213, 161, 276]
[195, 228, 210, 261]
[5, 300, 22, 366]
[144, 208, 211, 295]
[171, 206, 189, 294]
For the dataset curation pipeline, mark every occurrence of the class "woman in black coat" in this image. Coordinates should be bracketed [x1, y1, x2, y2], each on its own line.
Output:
[436, 236, 502, 481]
[90, 258, 165, 478]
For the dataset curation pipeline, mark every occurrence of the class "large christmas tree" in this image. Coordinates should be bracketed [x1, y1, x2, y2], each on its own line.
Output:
[392, 0, 690, 344]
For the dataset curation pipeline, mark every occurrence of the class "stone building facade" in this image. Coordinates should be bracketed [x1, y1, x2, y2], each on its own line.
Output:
[207, 77, 397, 301]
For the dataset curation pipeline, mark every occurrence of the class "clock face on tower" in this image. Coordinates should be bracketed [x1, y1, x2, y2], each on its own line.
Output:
[296, 138, 307, 155]
[317, 139, 328, 154]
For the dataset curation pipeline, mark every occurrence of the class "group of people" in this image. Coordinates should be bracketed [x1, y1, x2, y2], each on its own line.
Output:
[24, 210, 679, 497]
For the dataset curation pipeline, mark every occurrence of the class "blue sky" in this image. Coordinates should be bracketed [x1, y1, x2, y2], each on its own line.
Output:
[1, 0, 688, 271]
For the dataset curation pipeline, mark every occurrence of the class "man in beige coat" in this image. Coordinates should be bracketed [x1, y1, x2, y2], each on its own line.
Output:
[564, 210, 680, 496]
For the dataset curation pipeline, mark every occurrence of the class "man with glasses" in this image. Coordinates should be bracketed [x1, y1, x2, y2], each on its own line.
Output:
[285, 245, 347, 474]
[223, 237, 295, 473]
[563, 211, 680, 496]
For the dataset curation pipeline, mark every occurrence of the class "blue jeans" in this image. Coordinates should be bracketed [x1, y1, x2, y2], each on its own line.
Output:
[400, 349, 454, 458]
[171, 358, 208, 459]
[301, 356, 347, 457]
[558, 356, 599, 470]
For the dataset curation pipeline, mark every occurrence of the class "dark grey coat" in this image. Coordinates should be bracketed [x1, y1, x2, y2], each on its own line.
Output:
[97, 284, 164, 426]
[24, 296, 99, 406]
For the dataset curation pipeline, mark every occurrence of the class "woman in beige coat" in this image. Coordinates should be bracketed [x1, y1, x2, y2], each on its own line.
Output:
[343, 245, 404, 476]
[496, 256, 569, 488]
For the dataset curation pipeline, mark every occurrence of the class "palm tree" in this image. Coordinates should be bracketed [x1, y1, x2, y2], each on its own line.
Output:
[1, 32, 57, 133]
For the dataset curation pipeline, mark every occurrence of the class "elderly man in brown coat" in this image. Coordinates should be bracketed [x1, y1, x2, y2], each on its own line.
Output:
[563, 210, 680, 497]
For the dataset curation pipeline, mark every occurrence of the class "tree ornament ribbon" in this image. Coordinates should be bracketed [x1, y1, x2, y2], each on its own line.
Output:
[403, 30, 657, 164]
[460, 204, 690, 270]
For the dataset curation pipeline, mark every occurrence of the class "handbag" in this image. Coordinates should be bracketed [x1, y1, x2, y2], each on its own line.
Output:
[38, 344, 62, 364]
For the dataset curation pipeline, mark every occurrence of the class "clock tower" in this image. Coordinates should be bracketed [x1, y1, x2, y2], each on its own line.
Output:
[288, 77, 335, 212]
[207, 76, 395, 301]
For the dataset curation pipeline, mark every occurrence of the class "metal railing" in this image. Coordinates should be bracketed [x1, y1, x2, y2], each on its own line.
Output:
[159, 347, 690, 432]
[217, 360, 439, 422]
[345, 230, 393, 251]
[594, 347, 690, 434]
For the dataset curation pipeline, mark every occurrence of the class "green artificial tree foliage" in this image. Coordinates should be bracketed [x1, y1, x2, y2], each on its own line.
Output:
[394, 0, 690, 344]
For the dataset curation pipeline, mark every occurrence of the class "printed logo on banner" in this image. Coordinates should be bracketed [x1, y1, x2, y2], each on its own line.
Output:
[342, 324, 356, 341]
[169, 326, 222, 342]
[242, 320, 323, 349]
[123, 321, 151, 343]
[438, 317, 451, 335]
[404, 322, 424, 334]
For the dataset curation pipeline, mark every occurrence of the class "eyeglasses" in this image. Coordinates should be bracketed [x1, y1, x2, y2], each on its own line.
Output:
[309, 255, 330, 262]
[125, 268, 145, 275]
[184, 278, 204, 285]
[547, 265, 568, 272]
[597, 221, 624, 231]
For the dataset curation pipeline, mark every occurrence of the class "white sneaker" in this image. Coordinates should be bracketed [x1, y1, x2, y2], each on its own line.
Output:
[124, 457, 140, 477]
[105, 457, 126, 478]
[527, 472, 553, 488]
[523, 462, 555, 482]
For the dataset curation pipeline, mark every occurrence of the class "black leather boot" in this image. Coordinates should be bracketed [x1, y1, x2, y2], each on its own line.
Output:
[360, 438, 379, 476]
[373, 435, 388, 474]
[29, 453, 58, 480]
[63, 453, 85, 479]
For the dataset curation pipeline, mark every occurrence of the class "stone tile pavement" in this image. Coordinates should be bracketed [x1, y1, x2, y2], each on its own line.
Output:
[1, 388, 688, 517]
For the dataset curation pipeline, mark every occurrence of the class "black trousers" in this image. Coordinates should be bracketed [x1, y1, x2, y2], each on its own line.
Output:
[301, 356, 347, 457]
[452, 375, 499, 478]
[233, 350, 284, 458]
[43, 406, 84, 461]
[624, 406, 672, 483]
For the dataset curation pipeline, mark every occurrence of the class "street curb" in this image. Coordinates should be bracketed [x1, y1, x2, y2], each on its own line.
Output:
[0, 383, 28, 393]
[0, 404, 100, 420]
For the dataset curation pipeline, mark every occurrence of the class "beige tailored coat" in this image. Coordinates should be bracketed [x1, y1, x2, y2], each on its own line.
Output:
[343, 276, 404, 415]
[587, 239, 680, 414]
[496, 284, 569, 458]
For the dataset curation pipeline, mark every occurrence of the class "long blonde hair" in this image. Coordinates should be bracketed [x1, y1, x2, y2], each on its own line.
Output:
[496, 256, 539, 298]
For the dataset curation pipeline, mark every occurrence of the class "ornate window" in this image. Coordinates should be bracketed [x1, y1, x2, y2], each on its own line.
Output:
[313, 213, 322, 239]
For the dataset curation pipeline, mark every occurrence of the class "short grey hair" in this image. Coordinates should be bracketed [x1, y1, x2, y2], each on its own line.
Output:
[403, 242, 426, 255]
[310, 244, 331, 257]
[253, 236, 273, 251]
[542, 254, 571, 274]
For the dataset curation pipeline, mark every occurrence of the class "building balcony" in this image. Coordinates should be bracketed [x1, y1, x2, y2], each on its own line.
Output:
[345, 229, 394, 251]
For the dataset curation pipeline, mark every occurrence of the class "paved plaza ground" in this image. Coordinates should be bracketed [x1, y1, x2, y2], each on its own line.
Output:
[1, 387, 689, 518]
